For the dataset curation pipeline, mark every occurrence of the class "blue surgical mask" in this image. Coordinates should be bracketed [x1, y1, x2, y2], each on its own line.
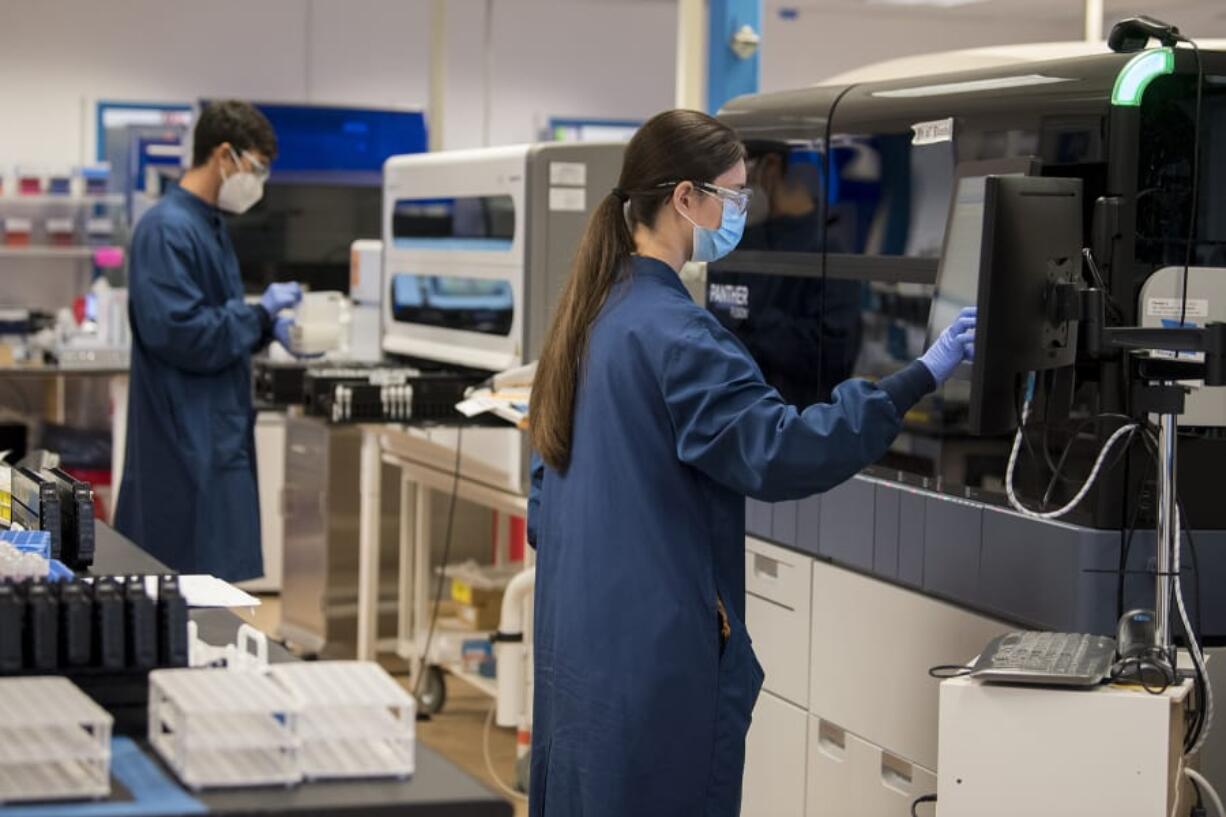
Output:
[682, 197, 746, 263]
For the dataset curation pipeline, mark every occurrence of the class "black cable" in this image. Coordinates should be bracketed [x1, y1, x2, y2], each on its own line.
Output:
[911, 794, 938, 817]
[413, 426, 465, 703]
[1179, 38, 1204, 328]
[928, 664, 974, 679]
[1110, 648, 1177, 695]
[1117, 478, 1151, 622]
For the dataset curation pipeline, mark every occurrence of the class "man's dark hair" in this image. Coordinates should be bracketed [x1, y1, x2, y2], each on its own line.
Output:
[191, 100, 278, 167]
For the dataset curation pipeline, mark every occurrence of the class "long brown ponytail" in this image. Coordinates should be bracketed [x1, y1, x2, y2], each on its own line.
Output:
[530, 109, 745, 471]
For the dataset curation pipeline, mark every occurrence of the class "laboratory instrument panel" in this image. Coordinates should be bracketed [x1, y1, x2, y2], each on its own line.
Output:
[380, 141, 624, 494]
[717, 46, 1226, 531]
[253, 360, 496, 426]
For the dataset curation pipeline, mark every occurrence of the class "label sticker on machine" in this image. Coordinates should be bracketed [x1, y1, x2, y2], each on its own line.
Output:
[911, 118, 954, 146]
[1146, 298, 1209, 320]
[549, 187, 587, 212]
[549, 162, 587, 186]
[369, 371, 410, 386]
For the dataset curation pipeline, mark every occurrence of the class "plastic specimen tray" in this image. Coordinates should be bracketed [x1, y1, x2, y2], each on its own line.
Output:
[0, 676, 113, 803]
[148, 668, 300, 790]
[268, 661, 415, 780]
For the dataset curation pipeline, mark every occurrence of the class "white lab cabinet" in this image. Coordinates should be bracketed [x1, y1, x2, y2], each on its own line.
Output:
[806, 717, 936, 817]
[809, 559, 1010, 771]
[743, 690, 807, 817]
[742, 535, 1015, 817]
[745, 537, 812, 708]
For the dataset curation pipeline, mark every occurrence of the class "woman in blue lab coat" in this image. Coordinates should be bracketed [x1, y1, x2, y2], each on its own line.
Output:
[526, 110, 975, 817]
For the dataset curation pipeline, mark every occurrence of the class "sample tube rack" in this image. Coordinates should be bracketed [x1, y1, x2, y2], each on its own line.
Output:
[0, 676, 113, 803]
[268, 661, 416, 781]
[148, 667, 300, 790]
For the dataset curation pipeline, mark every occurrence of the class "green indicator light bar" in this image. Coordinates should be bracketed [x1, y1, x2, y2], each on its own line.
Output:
[1112, 47, 1175, 107]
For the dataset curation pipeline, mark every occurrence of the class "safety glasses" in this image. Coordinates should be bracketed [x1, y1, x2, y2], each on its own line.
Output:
[653, 180, 753, 215]
[229, 147, 271, 181]
[695, 181, 752, 215]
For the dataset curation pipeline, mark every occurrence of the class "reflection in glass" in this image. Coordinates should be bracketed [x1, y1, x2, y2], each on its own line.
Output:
[391, 195, 515, 250]
[391, 274, 513, 336]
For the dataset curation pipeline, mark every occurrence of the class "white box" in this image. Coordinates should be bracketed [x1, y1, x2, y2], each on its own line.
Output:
[937, 676, 1191, 816]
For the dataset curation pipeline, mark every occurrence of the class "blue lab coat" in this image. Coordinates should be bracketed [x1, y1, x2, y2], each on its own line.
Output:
[115, 185, 272, 581]
[527, 255, 934, 817]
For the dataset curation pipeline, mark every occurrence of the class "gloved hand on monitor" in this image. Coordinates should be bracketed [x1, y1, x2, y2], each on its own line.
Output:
[920, 306, 977, 385]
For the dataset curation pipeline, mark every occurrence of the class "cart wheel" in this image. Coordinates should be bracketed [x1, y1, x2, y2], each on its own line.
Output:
[417, 665, 447, 716]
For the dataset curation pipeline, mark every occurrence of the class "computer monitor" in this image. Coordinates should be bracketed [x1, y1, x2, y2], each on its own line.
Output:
[928, 174, 1083, 435]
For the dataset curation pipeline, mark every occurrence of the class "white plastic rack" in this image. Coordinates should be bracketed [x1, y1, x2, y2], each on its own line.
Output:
[148, 667, 300, 790]
[0, 676, 113, 803]
[268, 661, 416, 781]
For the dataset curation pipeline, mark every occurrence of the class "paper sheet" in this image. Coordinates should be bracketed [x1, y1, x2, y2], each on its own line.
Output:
[84, 575, 261, 608]
[157, 575, 261, 608]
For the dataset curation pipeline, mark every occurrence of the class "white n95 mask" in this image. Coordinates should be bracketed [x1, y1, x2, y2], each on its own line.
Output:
[217, 149, 266, 214]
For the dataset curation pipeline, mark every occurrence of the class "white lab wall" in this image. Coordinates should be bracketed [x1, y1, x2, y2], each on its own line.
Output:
[441, 0, 678, 150]
[760, 4, 1079, 91]
[0, 0, 674, 167]
[0, 0, 431, 167]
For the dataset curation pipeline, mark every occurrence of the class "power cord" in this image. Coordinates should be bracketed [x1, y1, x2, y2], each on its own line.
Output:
[1173, 503, 1213, 758]
[1179, 36, 1204, 328]
[1007, 373, 1139, 520]
[484, 703, 528, 802]
[1109, 647, 1177, 694]
[911, 793, 937, 816]
[413, 427, 465, 705]
[928, 664, 974, 679]
[1187, 768, 1224, 817]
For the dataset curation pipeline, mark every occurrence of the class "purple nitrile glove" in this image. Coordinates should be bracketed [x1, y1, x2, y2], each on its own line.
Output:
[273, 317, 323, 359]
[920, 306, 976, 384]
[260, 281, 303, 316]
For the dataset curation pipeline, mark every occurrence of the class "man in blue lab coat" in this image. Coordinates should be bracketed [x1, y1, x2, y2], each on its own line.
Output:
[116, 100, 307, 581]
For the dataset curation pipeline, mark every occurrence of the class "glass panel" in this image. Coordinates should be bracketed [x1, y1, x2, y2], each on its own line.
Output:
[391, 195, 515, 250]
[390, 274, 514, 336]
[1136, 78, 1226, 269]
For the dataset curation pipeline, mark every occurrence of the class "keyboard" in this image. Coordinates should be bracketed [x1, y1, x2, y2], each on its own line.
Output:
[970, 631, 1117, 687]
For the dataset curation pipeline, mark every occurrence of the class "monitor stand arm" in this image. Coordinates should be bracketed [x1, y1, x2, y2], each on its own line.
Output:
[1080, 287, 1226, 658]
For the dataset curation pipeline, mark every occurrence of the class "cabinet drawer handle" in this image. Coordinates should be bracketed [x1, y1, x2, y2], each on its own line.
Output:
[880, 751, 914, 795]
[753, 553, 779, 580]
[816, 720, 845, 761]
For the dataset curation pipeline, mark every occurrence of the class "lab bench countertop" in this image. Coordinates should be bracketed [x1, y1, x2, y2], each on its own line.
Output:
[27, 524, 515, 817]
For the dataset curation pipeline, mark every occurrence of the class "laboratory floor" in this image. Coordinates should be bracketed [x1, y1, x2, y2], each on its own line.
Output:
[236, 597, 529, 817]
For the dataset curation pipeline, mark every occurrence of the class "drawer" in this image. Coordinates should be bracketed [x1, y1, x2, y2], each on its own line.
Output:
[746, 590, 810, 707]
[806, 717, 936, 817]
[743, 691, 807, 817]
[746, 537, 811, 613]
[810, 559, 1010, 770]
[746, 538, 813, 706]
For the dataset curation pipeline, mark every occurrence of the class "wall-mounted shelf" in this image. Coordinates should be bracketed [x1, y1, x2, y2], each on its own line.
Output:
[0, 194, 124, 207]
[0, 246, 99, 259]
